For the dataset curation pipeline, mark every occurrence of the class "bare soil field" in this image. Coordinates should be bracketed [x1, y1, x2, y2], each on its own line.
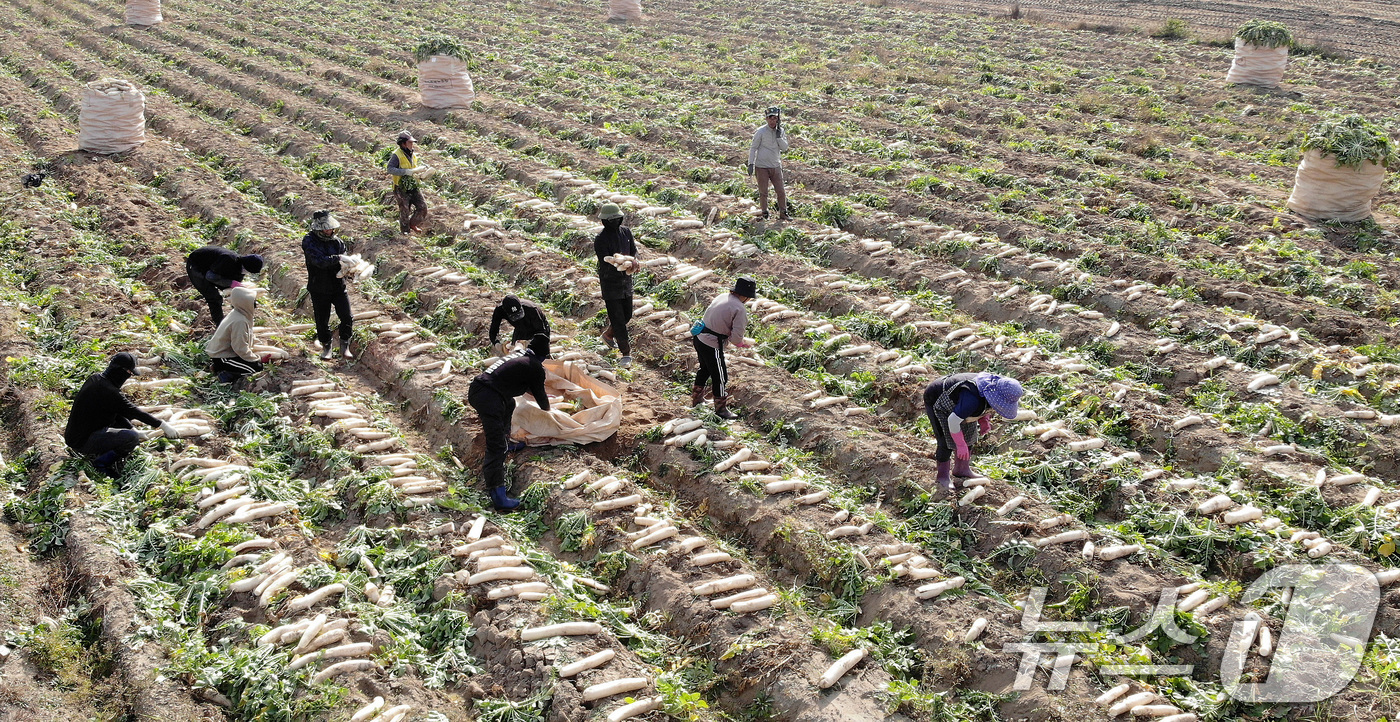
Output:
[905, 0, 1400, 64]
[0, 0, 1397, 720]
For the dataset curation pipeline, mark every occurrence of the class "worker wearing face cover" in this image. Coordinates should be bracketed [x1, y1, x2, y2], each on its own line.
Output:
[488, 295, 550, 357]
[64, 352, 179, 475]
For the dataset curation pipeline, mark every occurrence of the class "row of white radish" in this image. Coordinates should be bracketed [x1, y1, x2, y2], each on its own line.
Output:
[658, 416, 988, 687]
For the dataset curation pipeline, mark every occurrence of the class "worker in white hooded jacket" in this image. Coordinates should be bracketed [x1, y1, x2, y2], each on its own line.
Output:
[205, 286, 270, 384]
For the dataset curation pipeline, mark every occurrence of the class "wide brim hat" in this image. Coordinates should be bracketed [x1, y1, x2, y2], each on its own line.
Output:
[310, 212, 341, 231]
[974, 373, 1023, 419]
[599, 203, 624, 220]
[732, 276, 757, 298]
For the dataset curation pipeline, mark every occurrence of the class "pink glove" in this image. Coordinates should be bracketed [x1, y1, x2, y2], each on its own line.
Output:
[229, 281, 242, 288]
[733, 341, 751, 348]
[978, 416, 991, 435]
[951, 430, 971, 461]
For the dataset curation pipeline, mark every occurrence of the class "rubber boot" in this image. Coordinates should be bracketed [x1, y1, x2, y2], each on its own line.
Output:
[936, 460, 953, 493]
[714, 396, 739, 421]
[952, 457, 981, 479]
[488, 486, 521, 511]
[320, 345, 334, 360]
[339, 341, 354, 360]
[690, 385, 706, 407]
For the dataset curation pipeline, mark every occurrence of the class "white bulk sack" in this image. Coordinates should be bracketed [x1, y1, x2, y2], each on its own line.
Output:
[1287, 149, 1388, 223]
[78, 79, 146, 155]
[510, 360, 622, 446]
[125, 0, 162, 25]
[418, 55, 474, 109]
[609, 0, 643, 21]
[1226, 39, 1287, 88]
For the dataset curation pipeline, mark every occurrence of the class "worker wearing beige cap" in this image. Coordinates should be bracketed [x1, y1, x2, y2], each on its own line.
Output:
[386, 130, 430, 233]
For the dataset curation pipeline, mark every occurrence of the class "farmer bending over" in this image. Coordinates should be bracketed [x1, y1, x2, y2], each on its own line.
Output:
[185, 245, 262, 326]
[468, 333, 552, 511]
[488, 295, 550, 357]
[691, 277, 755, 420]
[64, 352, 178, 475]
[923, 372, 1023, 493]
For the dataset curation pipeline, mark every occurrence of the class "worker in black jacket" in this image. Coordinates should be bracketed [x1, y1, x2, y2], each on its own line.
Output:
[467, 333, 551, 511]
[185, 246, 263, 326]
[64, 352, 178, 475]
[302, 211, 355, 360]
[488, 295, 550, 356]
[594, 203, 638, 368]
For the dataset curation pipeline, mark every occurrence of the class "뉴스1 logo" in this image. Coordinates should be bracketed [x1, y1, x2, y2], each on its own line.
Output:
[1006, 564, 1381, 704]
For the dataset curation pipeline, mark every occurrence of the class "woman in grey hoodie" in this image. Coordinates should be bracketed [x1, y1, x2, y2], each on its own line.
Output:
[747, 107, 791, 220]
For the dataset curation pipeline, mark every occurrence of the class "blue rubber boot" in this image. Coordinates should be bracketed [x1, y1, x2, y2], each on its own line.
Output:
[488, 486, 521, 512]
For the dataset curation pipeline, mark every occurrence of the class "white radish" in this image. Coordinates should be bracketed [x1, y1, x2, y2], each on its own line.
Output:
[1096, 683, 1131, 707]
[287, 584, 346, 612]
[819, 648, 866, 689]
[691, 552, 733, 566]
[1098, 545, 1142, 561]
[1036, 530, 1088, 547]
[521, 622, 602, 642]
[714, 448, 752, 473]
[608, 696, 663, 722]
[467, 567, 535, 585]
[311, 659, 377, 683]
[731, 594, 779, 613]
[964, 618, 989, 643]
[1197, 495, 1236, 514]
[996, 496, 1025, 516]
[1109, 693, 1158, 717]
[558, 649, 615, 677]
[915, 576, 965, 600]
[1222, 507, 1262, 525]
[693, 575, 756, 596]
[1172, 416, 1204, 431]
[582, 678, 649, 702]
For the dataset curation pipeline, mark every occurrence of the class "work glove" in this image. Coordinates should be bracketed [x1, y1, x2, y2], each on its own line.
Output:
[161, 421, 180, 439]
[490, 341, 506, 357]
[951, 430, 971, 461]
[978, 416, 991, 435]
[260, 354, 273, 364]
[746, 163, 754, 176]
[229, 280, 242, 288]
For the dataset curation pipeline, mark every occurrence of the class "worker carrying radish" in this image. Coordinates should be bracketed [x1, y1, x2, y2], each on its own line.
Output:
[206, 286, 273, 387]
[488, 295, 550, 356]
[594, 203, 638, 368]
[64, 352, 179, 476]
[747, 106, 791, 221]
[691, 277, 755, 420]
[385, 130, 430, 234]
[302, 211, 355, 361]
[468, 333, 552, 511]
[923, 372, 1023, 493]
[184, 246, 263, 327]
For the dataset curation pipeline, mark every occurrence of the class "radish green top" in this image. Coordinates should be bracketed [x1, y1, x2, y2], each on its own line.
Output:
[1235, 20, 1293, 48]
[1301, 115, 1398, 169]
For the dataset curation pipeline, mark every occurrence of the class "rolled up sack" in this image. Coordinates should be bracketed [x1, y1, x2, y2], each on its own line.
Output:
[608, 0, 643, 21]
[419, 55, 475, 109]
[1225, 39, 1287, 88]
[78, 79, 146, 154]
[125, 0, 162, 25]
[1287, 149, 1388, 223]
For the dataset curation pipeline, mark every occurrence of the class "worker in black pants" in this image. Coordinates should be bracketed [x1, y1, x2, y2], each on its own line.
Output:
[185, 246, 263, 326]
[64, 352, 178, 475]
[487, 295, 550, 356]
[467, 333, 551, 511]
[302, 210, 355, 360]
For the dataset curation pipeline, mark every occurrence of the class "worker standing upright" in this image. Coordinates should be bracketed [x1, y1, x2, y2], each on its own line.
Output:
[386, 130, 430, 234]
[302, 211, 356, 361]
[467, 334, 552, 511]
[747, 107, 791, 221]
[923, 372, 1023, 493]
[185, 246, 263, 326]
[691, 277, 755, 420]
[488, 295, 550, 356]
[64, 352, 178, 475]
[594, 203, 638, 368]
